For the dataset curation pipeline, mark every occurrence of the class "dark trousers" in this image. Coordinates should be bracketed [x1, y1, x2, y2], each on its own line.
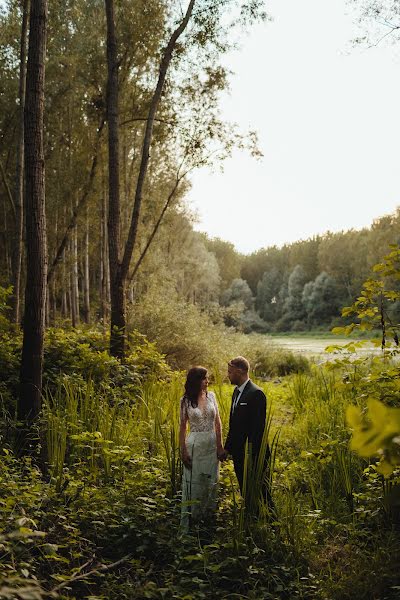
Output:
[233, 451, 274, 511]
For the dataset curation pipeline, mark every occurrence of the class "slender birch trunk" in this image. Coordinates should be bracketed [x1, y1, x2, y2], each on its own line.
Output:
[83, 206, 90, 323]
[69, 238, 76, 327]
[72, 226, 79, 326]
[11, 0, 29, 324]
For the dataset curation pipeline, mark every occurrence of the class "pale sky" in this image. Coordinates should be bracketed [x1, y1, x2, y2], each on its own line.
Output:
[188, 0, 400, 254]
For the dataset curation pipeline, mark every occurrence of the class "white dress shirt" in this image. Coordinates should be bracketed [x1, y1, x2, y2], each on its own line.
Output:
[233, 378, 250, 411]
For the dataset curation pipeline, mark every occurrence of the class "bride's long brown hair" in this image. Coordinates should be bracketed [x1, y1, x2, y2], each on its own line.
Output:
[184, 366, 208, 408]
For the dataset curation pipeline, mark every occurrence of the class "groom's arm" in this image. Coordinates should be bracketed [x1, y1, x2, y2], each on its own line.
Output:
[248, 390, 266, 456]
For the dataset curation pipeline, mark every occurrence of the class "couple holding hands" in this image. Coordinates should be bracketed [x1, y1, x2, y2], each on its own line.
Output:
[179, 356, 271, 530]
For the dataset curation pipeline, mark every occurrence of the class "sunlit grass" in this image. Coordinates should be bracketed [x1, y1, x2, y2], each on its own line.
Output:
[34, 360, 400, 600]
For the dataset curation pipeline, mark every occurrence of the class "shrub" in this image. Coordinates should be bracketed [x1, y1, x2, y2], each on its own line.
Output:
[291, 319, 307, 332]
[129, 287, 311, 377]
[251, 345, 310, 378]
[0, 324, 172, 413]
[0, 285, 12, 330]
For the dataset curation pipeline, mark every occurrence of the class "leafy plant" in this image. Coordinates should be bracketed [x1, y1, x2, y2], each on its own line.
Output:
[347, 399, 400, 477]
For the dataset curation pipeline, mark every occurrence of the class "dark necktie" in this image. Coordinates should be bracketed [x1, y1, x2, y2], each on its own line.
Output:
[232, 387, 240, 413]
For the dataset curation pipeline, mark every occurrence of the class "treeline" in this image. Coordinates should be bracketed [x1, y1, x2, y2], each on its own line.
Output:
[203, 209, 400, 332]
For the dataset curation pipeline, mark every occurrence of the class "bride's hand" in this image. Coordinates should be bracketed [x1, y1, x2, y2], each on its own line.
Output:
[181, 450, 192, 469]
[217, 447, 228, 461]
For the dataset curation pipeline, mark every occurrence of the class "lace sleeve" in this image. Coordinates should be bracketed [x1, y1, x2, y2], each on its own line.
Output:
[180, 396, 188, 424]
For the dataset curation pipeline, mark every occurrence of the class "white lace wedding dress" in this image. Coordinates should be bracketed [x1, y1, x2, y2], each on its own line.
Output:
[180, 391, 220, 530]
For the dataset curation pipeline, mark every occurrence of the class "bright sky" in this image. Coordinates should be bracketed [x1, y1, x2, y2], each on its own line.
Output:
[188, 0, 400, 254]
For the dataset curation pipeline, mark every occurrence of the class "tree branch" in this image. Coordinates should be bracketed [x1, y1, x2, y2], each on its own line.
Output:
[120, 116, 176, 127]
[128, 174, 185, 282]
[120, 0, 196, 280]
[368, 24, 400, 47]
[47, 554, 132, 596]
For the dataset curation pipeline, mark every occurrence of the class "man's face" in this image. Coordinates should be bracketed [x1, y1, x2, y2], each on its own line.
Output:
[227, 365, 241, 385]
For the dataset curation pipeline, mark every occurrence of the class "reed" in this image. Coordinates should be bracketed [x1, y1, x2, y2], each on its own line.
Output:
[42, 378, 139, 486]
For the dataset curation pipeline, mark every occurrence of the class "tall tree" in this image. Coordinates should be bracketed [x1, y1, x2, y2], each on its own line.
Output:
[104, 0, 123, 356]
[105, 0, 196, 358]
[279, 265, 308, 330]
[10, 0, 29, 324]
[302, 271, 340, 327]
[19, 0, 48, 422]
[204, 237, 242, 289]
[256, 267, 283, 322]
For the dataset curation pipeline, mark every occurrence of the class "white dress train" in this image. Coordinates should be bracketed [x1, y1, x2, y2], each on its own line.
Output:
[180, 391, 220, 530]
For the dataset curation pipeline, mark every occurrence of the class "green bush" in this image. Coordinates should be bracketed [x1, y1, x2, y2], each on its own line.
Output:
[0, 285, 12, 329]
[0, 324, 172, 413]
[129, 288, 311, 378]
[250, 345, 310, 378]
[0, 330, 21, 413]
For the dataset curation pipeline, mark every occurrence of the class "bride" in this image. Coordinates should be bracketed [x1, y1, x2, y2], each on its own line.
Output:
[179, 366, 224, 530]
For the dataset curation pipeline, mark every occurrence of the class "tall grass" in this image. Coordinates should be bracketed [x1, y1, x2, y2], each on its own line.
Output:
[275, 361, 383, 556]
[41, 373, 283, 540]
[138, 375, 183, 494]
[42, 379, 138, 488]
[40, 360, 385, 567]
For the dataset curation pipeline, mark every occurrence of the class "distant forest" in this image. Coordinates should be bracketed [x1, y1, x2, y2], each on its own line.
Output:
[205, 209, 400, 332]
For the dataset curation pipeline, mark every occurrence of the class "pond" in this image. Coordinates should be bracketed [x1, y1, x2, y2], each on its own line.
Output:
[268, 335, 381, 359]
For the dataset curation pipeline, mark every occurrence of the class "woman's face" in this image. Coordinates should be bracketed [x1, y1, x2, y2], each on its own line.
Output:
[200, 374, 209, 391]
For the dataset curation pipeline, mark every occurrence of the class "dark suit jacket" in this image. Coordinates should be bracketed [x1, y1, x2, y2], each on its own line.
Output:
[224, 380, 267, 461]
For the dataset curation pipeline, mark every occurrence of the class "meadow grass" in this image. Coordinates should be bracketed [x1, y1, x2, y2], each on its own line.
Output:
[2, 359, 399, 599]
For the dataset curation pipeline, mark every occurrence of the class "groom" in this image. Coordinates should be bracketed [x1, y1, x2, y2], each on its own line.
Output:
[221, 356, 271, 500]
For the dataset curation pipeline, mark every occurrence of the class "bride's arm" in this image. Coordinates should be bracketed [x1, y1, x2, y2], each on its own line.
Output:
[215, 413, 223, 454]
[179, 399, 191, 468]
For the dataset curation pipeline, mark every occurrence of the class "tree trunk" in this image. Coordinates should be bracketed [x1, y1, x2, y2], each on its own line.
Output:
[120, 0, 195, 283]
[100, 198, 105, 320]
[11, 0, 29, 325]
[100, 186, 108, 321]
[70, 229, 79, 327]
[2, 194, 11, 280]
[50, 201, 58, 324]
[105, 0, 196, 359]
[74, 226, 80, 324]
[50, 277, 56, 324]
[128, 175, 183, 283]
[105, 0, 124, 357]
[45, 282, 50, 326]
[61, 254, 67, 317]
[61, 205, 68, 318]
[83, 206, 90, 323]
[69, 253, 76, 326]
[19, 0, 48, 423]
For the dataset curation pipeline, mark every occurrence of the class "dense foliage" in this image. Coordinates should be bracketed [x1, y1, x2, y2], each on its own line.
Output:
[1, 359, 400, 599]
[1, 245, 400, 599]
